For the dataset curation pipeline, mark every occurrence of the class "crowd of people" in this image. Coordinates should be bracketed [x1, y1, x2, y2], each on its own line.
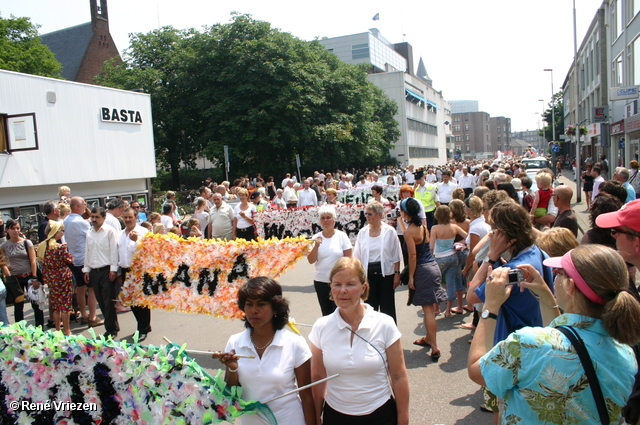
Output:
[1, 153, 640, 424]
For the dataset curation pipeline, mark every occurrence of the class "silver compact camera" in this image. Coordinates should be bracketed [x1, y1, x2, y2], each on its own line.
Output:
[507, 269, 525, 285]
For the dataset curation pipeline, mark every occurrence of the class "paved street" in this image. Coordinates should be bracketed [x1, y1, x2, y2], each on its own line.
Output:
[17, 170, 594, 425]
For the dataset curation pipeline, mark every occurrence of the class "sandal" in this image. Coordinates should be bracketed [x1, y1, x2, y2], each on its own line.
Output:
[430, 350, 441, 361]
[463, 306, 474, 313]
[451, 309, 464, 314]
[413, 338, 430, 347]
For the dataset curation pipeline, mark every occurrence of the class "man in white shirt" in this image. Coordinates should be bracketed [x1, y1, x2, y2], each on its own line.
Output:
[458, 167, 476, 197]
[404, 165, 415, 185]
[298, 179, 318, 207]
[454, 164, 464, 181]
[338, 174, 350, 190]
[592, 165, 605, 200]
[208, 193, 235, 240]
[161, 203, 174, 233]
[281, 173, 292, 189]
[83, 206, 120, 339]
[64, 197, 100, 327]
[437, 171, 456, 205]
[118, 207, 151, 341]
[283, 179, 298, 208]
[425, 169, 437, 183]
[105, 199, 124, 232]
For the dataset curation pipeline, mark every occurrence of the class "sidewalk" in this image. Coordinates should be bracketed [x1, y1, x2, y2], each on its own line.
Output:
[555, 169, 590, 239]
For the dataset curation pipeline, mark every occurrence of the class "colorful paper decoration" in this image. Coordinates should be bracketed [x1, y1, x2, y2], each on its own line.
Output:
[121, 234, 313, 319]
[335, 185, 400, 204]
[254, 204, 397, 244]
[0, 322, 274, 425]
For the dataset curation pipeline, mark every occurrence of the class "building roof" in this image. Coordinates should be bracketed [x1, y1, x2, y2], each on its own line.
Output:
[41, 22, 93, 81]
[416, 57, 432, 86]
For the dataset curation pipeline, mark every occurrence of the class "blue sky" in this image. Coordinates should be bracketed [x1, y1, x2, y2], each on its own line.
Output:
[1, 0, 604, 132]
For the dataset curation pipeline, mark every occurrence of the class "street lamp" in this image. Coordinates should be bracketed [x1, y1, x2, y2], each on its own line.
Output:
[544, 69, 556, 167]
[535, 112, 542, 151]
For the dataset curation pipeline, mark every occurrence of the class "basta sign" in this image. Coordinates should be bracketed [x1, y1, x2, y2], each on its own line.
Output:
[101, 107, 143, 124]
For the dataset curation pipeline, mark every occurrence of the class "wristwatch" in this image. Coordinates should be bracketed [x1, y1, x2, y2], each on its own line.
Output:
[481, 309, 498, 320]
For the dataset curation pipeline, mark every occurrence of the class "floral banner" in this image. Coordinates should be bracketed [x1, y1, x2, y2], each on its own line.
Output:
[336, 185, 400, 204]
[254, 204, 397, 244]
[0, 322, 274, 425]
[121, 234, 313, 318]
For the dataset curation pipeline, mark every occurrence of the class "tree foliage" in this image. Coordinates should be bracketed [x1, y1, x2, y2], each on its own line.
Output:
[541, 91, 565, 143]
[97, 15, 399, 188]
[0, 15, 61, 77]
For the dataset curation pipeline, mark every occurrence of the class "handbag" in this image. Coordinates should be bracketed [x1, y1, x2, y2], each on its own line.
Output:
[5, 276, 25, 306]
[557, 326, 610, 425]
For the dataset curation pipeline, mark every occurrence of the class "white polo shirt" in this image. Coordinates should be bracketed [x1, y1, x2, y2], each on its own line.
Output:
[309, 304, 401, 415]
[225, 329, 311, 425]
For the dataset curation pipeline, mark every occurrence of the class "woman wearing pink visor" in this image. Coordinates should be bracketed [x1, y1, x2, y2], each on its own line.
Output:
[468, 244, 640, 424]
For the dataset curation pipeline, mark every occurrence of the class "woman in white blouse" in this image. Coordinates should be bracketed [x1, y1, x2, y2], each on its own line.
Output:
[308, 205, 352, 316]
[233, 188, 257, 241]
[353, 201, 402, 323]
[310, 257, 409, 425]
[214, 277, 315, 424]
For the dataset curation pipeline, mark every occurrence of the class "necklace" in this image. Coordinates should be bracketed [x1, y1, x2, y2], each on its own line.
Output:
[251, 331, 275, 350]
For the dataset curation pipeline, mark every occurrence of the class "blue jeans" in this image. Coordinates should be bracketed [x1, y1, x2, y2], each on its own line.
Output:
[436, 253, 463, 301]
[0, 279, 9, 326]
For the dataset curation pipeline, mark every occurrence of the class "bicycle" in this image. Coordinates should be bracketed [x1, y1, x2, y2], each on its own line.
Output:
[15, 213, 42, 244]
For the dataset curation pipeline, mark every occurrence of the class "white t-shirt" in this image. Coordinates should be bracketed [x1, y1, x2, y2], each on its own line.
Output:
[466, 216, 491, 247]
[160, 215, 173, 232]
[234, 203, 257, 229]
[309, 304, 401, 415]
[225, 329, 311, 425]
[312, 230, 352, 283]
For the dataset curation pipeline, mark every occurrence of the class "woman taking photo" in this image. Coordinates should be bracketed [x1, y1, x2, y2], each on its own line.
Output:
[469, 244, 640, 424]
[233, 188, 257, 241]
[353, 201, 402, 323]
[400, 198, 446, 359]
[214, 277, 315, 425]
[0, 219, 44, 327]
[37, 221, 74, 335]
[308, 206, 352, 316]
[310, 257, 409, 425]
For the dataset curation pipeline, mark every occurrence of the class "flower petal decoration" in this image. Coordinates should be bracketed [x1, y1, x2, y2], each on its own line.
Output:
[0, 322, 274, 424]
[121, 234, 314, 318]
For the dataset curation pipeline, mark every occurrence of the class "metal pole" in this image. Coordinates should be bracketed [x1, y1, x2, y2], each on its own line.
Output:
[544, 69, 556, 172]
[573, 0, 582, 203]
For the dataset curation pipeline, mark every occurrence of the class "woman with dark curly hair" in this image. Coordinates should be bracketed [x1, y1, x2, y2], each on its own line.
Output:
[213, 277, 315, 425]
[580, 193, 623, 249]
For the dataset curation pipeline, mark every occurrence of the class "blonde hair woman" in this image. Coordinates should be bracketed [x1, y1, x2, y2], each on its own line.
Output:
[536, 227, 579, 258]
[37, 221, 74, 335]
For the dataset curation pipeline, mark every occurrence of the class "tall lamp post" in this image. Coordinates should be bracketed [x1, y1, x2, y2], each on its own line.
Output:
[535, 112, 542, 151]
[544, 69, 556, 171]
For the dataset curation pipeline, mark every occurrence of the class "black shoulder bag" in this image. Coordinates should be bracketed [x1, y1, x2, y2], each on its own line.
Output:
[557, 325, 609, 425]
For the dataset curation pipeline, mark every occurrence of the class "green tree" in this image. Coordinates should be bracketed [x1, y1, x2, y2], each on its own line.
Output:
[541, 91, 564, 145]
[192, 15, 399, 177]
[96, 27, 204, 188]
[0, 15, 61, 77]
[97, 14, 399, 187]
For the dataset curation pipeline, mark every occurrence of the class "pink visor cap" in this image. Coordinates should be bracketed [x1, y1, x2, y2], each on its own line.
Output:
[595, 198, 640, 233]
[543, 250, 606, 305]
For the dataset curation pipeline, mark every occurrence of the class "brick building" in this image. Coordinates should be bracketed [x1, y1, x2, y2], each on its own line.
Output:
[490, 116, 511, 152]
[451, 111, 490, 158]
[41, 0, 121, 84]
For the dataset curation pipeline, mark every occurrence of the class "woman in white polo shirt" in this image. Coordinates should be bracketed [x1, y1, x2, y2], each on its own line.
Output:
[214, 277, 315, 424]
[310, 257, 409, 425]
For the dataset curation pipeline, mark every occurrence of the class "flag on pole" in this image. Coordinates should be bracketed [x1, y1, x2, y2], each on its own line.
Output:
[372, 13, 380, 21]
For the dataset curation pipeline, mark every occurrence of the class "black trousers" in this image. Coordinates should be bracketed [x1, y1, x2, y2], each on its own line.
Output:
[91, 266, 119, 334]
[12, 275, 44, 327]
[121, 268, 151, 333]
[323, 398, 397, 425]
[236, 226, 256, 241]
[367, 262, 396, 323]
[313, 280, 336, 316]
